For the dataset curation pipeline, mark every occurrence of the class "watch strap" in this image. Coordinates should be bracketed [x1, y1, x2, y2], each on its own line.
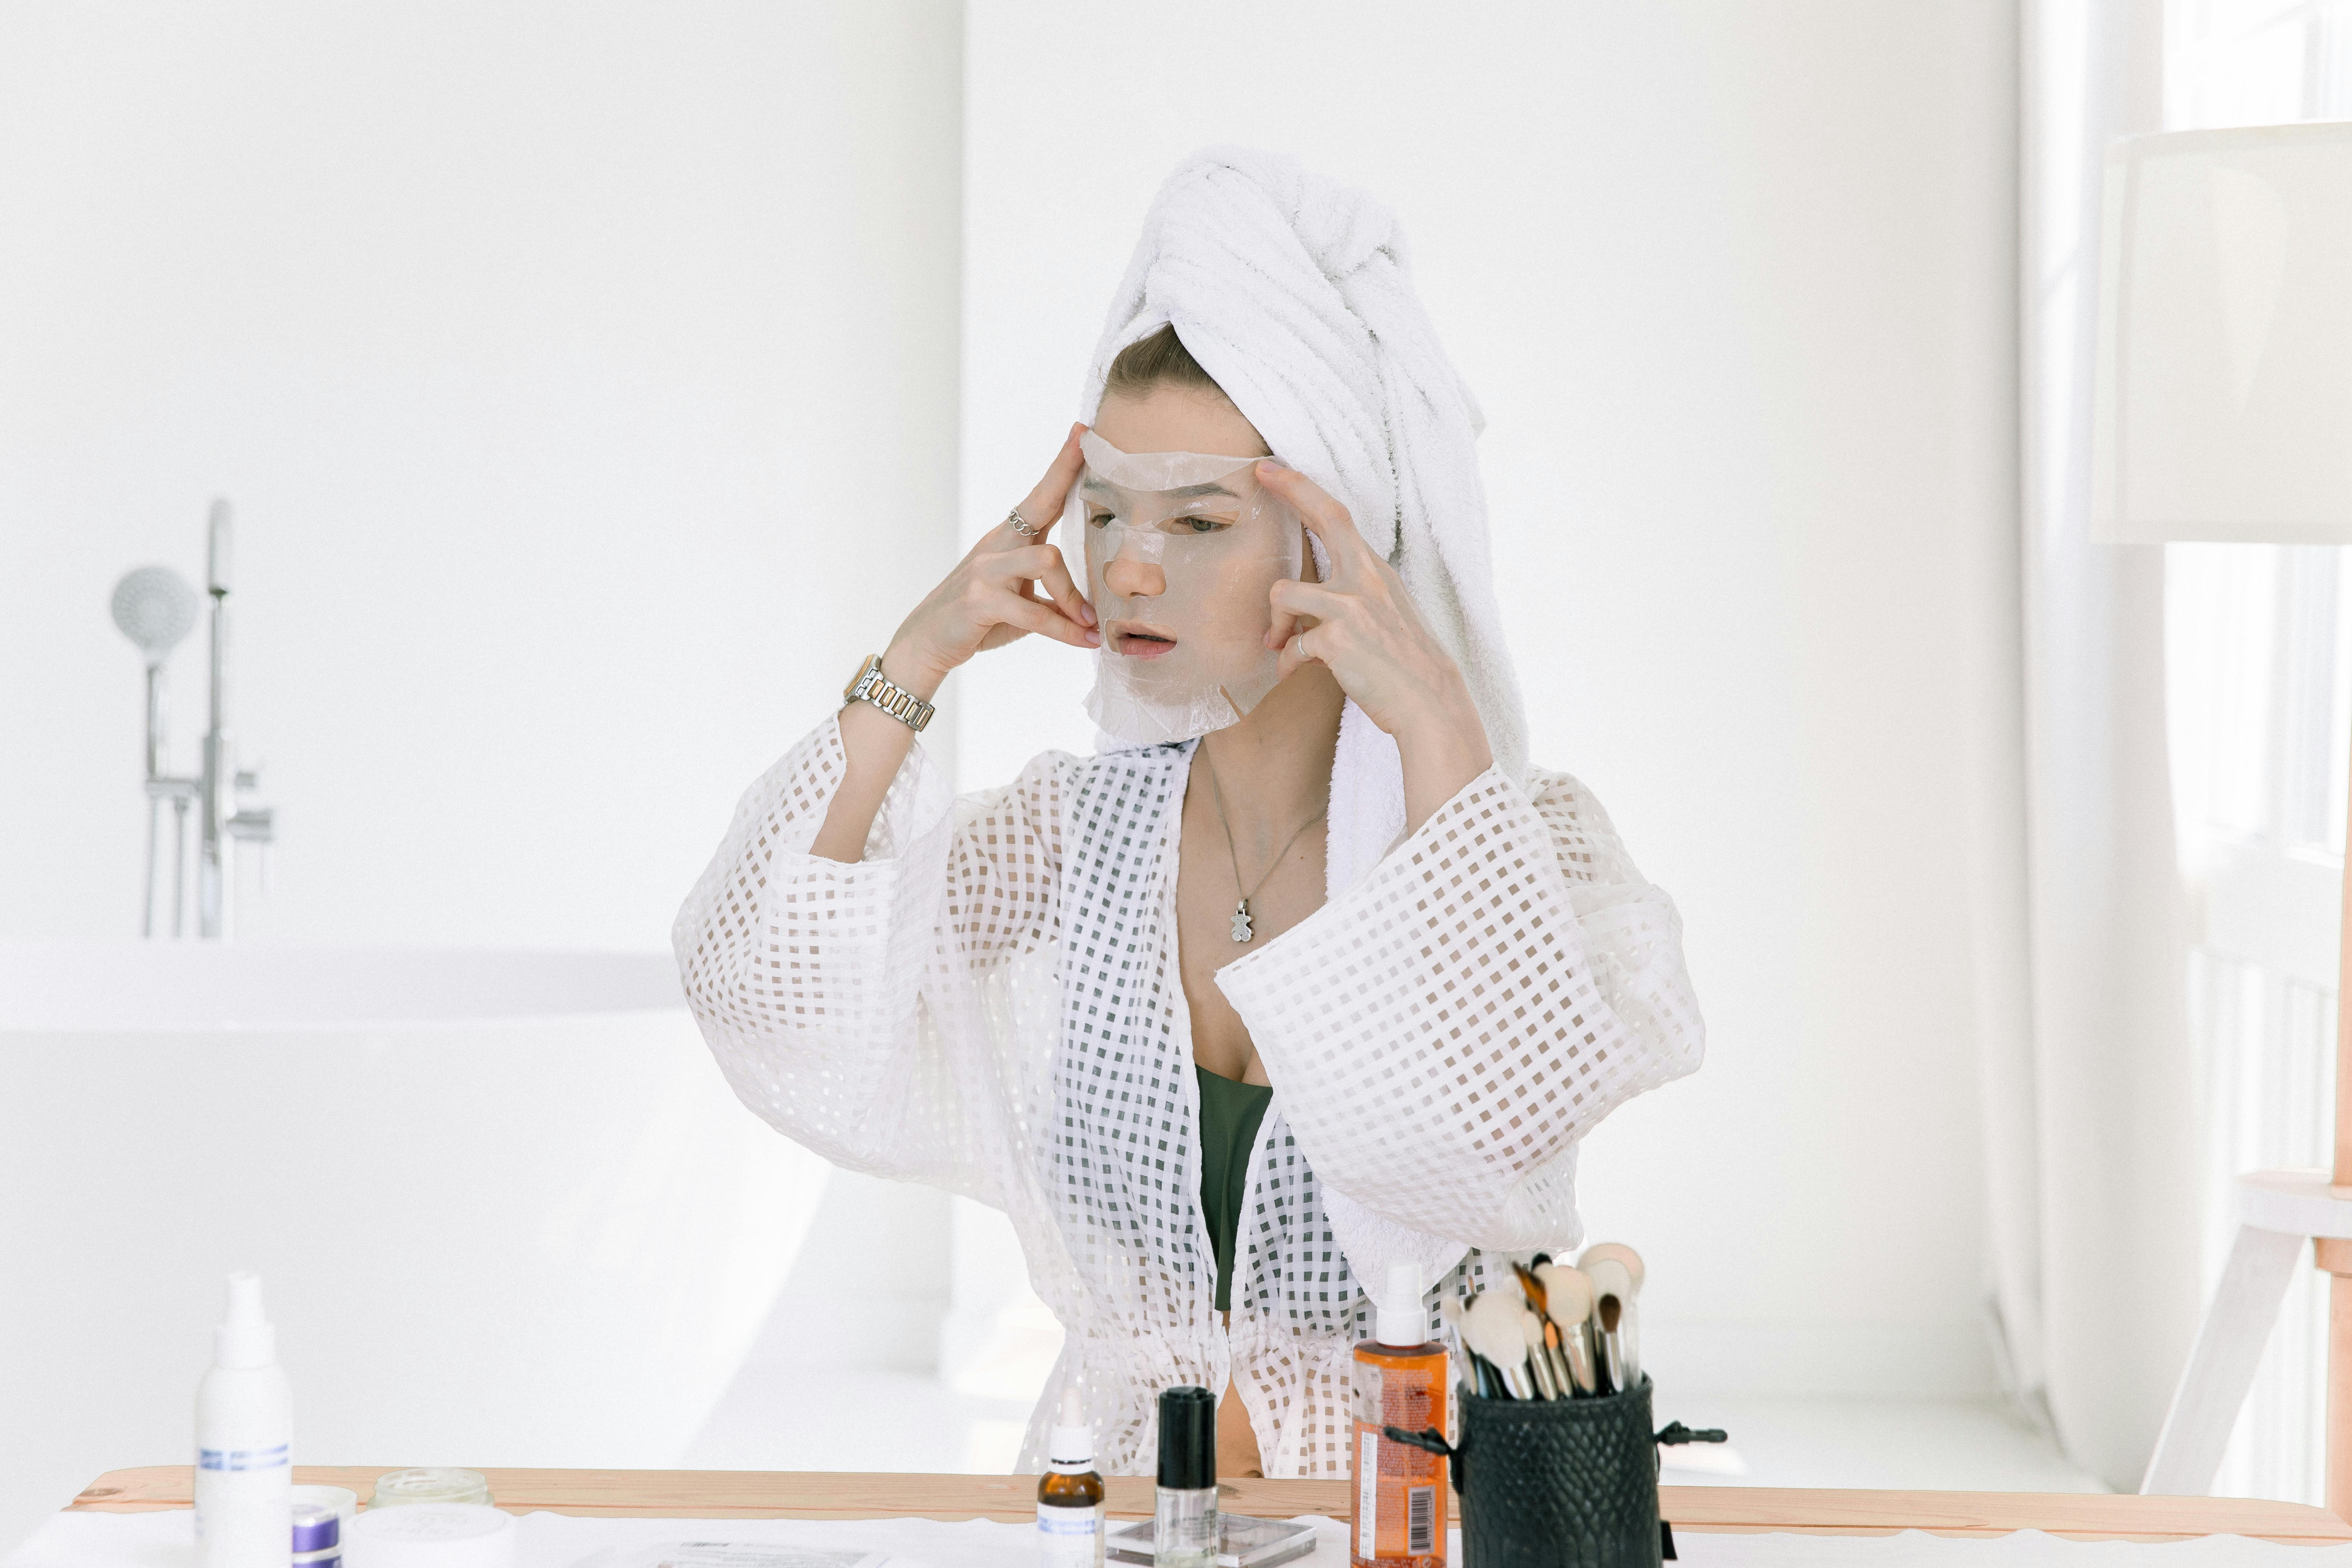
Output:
[844, 654, 935, 733]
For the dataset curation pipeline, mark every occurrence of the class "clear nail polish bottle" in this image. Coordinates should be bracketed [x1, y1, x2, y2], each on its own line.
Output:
[1153, 1385, 1217, 1568]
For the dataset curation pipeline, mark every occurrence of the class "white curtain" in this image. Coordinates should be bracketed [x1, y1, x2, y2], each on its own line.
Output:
[1998, 0, 2206, 1491]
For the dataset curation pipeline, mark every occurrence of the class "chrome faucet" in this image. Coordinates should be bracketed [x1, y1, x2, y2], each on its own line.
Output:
[110, 498, 275, 938]
[195, 501, 275, 938]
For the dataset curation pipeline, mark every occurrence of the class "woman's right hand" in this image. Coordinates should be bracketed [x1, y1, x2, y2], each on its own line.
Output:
[883, 423, 1099, 697]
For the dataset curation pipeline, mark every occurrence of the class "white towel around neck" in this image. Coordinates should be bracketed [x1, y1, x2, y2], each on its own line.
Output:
[1080, 145, 1531, 901]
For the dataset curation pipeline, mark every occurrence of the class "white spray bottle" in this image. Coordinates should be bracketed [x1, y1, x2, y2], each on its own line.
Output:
[195, 1273, 292, 1568]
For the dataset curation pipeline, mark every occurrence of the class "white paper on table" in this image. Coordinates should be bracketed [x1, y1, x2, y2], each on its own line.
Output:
[0, 1511, 1357, 1568]
[18, 1509, 2352, 1567]
[1671, 1526, 2352, 1563]
[571, 1545, 890, 1568]
[526, 1512, 1356, 1568]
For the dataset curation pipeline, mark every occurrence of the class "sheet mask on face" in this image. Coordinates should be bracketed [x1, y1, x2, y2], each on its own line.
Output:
[1075, 431, 1305, 746]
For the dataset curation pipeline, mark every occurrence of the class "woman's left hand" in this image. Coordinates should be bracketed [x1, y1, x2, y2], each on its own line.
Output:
[1257, 460, 1494, 824]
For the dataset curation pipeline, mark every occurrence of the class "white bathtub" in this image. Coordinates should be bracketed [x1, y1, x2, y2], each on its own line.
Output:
[0, 943, 829, 1549]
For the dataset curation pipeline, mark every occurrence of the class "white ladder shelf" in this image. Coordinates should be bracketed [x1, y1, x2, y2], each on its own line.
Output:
[2143, 1169, 2352, 1496]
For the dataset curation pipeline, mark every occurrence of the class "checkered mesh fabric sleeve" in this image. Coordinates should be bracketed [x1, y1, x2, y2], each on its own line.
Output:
[1215, 764, 1704, 1251]
[671, 715, 1066, 1197]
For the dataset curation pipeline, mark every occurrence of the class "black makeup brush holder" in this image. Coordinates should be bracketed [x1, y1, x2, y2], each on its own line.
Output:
[1387, 1377, 1681, 1568]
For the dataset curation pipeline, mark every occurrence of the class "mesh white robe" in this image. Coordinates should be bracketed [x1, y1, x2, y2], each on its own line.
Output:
[671, 713, 1704, 1478]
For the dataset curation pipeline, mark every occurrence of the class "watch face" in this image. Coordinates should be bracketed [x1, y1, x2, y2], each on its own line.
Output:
[845, 658, 876, 701]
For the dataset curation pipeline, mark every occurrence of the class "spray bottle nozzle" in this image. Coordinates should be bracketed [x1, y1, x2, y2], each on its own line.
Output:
[1375, 1260, 1426, 1348]
[215, 1272, 277, 1369]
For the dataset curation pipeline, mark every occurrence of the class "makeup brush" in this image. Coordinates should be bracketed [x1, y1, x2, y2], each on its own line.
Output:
[1512, 1262, 1576, 1396]
[1584, 1258, 1641, 1390]
[1511, 1261, 1545, 1310]
[1444, 1295, 1507, 1399]
[1437, 1296, 1478, 1396]
[1596, 1294, 1631, 1394]
[1519, 1309, 1559, 1399]
[1535, 1262, 1598, 1396]
[1544, 1320, 1576, 1398]
[1462, 1288, 1536, 1400]
[1578, 1241, 1646, 1294]
[1582, 1258, 1633, 1310]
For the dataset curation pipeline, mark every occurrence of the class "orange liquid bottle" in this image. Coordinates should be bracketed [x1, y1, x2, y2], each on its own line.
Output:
[1351, 1262, 1448, 1568]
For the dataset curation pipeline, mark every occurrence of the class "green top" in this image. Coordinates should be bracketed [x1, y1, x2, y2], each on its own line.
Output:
[1196, 1065, 1274, 1313]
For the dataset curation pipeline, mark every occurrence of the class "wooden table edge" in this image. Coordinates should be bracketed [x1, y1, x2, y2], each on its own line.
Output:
[63, 1468, 2352, 1546]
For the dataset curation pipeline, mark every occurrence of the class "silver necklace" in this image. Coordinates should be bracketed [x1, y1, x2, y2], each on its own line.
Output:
[1203, 750, 1327, 944]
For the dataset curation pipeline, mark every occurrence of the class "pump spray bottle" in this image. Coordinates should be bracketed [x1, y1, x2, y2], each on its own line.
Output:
[1350, 1262, 1446, 1568]
[195, 1273, 292, 1568]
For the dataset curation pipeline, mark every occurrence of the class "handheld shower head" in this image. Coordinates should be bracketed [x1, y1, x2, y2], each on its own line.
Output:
[110, 566, 201, 668]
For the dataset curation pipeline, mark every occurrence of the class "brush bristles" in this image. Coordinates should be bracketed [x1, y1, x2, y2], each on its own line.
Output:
[1461, 1291, 1531, 1379]
[1578, 1241, 1646, 1293]
[1536, 1262, 1593, 1327]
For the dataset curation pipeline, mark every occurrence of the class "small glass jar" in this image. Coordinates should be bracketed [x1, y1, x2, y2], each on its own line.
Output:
[368, 1469, 493, 1508]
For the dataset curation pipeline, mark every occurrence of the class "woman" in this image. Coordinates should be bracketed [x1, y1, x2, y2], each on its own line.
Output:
[673, 147, 1705, 1480]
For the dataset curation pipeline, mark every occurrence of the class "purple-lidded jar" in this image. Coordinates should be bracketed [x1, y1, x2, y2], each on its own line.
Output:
[292, 1499, 341, 1568]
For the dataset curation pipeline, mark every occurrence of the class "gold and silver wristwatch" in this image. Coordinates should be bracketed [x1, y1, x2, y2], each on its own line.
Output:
[842, 654, 935, 733]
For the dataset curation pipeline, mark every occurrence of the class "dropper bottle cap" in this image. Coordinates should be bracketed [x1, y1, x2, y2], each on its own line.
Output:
[215, 1272, 277, 1368]
[1048, 1386, 1095, 1474]
[1375, 1260, 1426, 1348]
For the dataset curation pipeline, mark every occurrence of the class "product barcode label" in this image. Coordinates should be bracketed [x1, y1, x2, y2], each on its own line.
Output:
[1407, 1486, 1435, 1555]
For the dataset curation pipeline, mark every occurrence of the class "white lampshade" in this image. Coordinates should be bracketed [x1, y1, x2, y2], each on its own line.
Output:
[2091, 121, 2352, 545]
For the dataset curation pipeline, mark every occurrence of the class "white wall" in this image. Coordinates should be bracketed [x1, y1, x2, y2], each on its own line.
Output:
[0, 2, 974, 1506]
[0, 1, 963, 950]
[1, 0, 2028, 1443]
[960, 0, 2022, 1396]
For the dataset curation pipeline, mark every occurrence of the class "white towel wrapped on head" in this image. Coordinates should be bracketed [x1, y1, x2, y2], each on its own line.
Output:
[1081, 144, 1530, 898]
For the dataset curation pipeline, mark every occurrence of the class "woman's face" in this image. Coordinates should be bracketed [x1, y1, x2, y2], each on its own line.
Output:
[1078, 385, 1304, 741]
[1085, 384, 1281, 648]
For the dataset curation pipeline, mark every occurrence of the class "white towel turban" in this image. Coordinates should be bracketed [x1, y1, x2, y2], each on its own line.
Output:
[1081, 145, 1531, 897]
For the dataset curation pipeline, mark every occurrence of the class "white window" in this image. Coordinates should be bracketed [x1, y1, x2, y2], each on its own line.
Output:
[2165, 0, 2352, 1505]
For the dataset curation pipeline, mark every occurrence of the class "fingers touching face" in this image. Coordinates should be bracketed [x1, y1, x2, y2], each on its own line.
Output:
[1013, 423, 1088, 538]
[1254, 464, 1345, 651]
[967, 427, 1098, 656]
[1252, 461, 1365, 563]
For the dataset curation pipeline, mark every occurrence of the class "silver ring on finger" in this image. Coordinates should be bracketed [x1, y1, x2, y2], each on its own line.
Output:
[1007, 506, 1043, 538]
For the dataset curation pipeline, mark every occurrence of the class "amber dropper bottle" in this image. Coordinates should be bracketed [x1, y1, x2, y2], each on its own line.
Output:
[1038, 1385, 1106, 1567]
